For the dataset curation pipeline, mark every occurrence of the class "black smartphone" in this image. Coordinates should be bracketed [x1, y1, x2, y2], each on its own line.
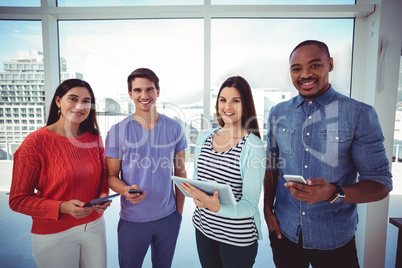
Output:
[83, 193, 120, 207]
[128, 189, 143, 195]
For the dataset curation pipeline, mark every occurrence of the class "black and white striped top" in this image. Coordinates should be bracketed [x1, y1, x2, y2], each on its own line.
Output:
[192, 132, 258, 247]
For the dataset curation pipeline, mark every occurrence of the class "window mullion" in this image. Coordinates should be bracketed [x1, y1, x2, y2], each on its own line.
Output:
[41, 14, 59, 121]
[203, 0, 211, 129]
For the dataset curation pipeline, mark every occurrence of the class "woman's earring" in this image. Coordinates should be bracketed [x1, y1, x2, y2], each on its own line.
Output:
[58, 108, 61, 117]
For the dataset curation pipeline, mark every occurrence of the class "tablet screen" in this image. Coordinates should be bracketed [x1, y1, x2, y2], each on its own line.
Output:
[171, 176, 237, 206]
[84, 193, 120, 207]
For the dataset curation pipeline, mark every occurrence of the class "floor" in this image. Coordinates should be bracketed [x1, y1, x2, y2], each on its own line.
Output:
[0, 191, 401, 268]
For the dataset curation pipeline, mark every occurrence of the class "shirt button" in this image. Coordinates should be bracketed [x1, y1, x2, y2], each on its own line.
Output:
[336, 137, 339, 140]
[306, 132, 310, 136]
[309, 101, 312, 104]
[304, 165, 308, 168]
[305, 148, 309, 151]
[283, 128, 286, 132]
[308, 116, 312, 119]
[302, 212, 306, 215]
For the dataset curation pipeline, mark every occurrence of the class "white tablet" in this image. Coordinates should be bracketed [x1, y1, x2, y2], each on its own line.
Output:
[171, 176, 237, 206]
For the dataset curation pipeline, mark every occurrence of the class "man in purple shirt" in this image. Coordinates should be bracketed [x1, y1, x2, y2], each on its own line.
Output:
[105, 68, 187, 268]
[264, 40, 392, 268]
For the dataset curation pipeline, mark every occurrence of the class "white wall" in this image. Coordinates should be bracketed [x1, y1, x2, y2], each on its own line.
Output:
[353, 0, 402, 267]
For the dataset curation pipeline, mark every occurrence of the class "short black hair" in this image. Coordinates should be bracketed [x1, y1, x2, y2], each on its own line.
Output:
[290, 40, 331, 59]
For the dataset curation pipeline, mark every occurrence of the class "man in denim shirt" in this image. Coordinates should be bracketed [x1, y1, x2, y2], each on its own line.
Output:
[264, 40, 393, 268]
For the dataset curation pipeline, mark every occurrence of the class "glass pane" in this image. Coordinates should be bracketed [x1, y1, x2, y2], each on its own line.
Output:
[211, 19, 354, 142]
[59, 19, 203, 159]
[0, 0, 40, 6]
[0, 20, 43, 158]
[58, 0, 202, 7]
[388, 55, 402, 268]
[212, 0, 355, 4]
[393, 56, 402, 162]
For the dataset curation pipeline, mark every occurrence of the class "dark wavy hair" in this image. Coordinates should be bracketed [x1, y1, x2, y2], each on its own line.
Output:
[215, 76, 260, 139]
[46, 79, 100, 136]
[127, 68, 160, 92]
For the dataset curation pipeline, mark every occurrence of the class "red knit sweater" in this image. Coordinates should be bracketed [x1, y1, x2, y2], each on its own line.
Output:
[9, 127, 109, 234]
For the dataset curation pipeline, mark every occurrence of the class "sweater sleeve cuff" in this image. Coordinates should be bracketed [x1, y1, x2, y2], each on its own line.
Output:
[53, 200, 64, 220]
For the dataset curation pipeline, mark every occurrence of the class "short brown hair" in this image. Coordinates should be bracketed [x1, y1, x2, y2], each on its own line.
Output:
[127, 68, 160, 92]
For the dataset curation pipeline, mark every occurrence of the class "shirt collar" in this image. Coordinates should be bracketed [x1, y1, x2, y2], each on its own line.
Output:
[295, 84, 336, 107]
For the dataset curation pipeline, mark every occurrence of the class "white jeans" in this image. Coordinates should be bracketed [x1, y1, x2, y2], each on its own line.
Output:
[32, 216, 107, 268]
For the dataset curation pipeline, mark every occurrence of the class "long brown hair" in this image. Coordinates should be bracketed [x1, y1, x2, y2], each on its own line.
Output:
[47, 79, 100, 135]
[215, 76, 260, 138]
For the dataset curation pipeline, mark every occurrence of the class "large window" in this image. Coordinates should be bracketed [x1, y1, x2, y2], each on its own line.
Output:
[0, 20, 43, 159]
[0, 6, 356, 159]
[59, 19, 204, 150]
[0, 21, 42, 71]
[2, 3, 395, 266]
[58, 17, 353, 150]
[211, 18, 354, 140]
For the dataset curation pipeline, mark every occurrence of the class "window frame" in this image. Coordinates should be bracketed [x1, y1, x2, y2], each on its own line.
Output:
[0, 1, 374, 125]
[1, 1, 399, 268]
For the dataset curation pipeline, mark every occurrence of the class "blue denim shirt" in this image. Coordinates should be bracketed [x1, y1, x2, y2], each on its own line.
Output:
[266, 86, 392, 250]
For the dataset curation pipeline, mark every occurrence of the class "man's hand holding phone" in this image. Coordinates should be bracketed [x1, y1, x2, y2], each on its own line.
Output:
[128, 189, 143, 195]
[284, 175, 336, 204]
[125, 185, 146, 205]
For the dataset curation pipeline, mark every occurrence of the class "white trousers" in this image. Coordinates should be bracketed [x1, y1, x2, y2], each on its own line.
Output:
[32, 216, 107, 268]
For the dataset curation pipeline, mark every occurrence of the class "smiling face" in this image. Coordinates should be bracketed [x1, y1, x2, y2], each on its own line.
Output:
[129, 77, 160, 113]
[289, 44, 334, 100]
[218, 86, 243, 127]
[55, 86, 92, 126]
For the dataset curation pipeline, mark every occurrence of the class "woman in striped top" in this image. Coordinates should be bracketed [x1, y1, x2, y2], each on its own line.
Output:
[181, 76, 266, 268]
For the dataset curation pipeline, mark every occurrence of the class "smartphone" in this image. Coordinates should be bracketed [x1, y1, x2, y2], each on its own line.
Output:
[84, 193, 120, 207]
[128, 189, 143, 195]
[283, 175, 307, 184]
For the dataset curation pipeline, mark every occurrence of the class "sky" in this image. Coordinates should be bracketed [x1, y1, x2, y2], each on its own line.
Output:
[0, 6, 354, 106]
[58, 18, 353, 104]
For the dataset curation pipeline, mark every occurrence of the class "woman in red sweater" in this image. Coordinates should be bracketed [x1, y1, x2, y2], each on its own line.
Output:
[9, 79, 111, 268]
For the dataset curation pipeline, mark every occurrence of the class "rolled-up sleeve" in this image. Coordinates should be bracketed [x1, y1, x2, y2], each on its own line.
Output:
[351, 105, 392, 191]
